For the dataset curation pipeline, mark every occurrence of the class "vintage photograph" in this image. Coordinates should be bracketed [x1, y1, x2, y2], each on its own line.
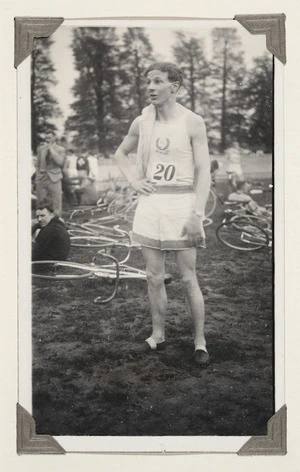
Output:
[27, 19, 274, 444]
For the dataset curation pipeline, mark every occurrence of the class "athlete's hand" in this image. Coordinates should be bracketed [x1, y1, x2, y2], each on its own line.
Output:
[131, 179, 156, 196]
[181, 213, 206, 248]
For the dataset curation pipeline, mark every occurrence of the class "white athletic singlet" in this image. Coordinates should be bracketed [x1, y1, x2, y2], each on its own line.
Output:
[146, 110, 194, 186]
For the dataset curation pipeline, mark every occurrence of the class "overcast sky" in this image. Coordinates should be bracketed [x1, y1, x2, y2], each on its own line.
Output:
[50, 20, 267, 132]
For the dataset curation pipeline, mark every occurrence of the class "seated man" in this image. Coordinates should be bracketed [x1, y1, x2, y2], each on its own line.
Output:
[228, 181, 271, 218]
[32, 199, 71, 261]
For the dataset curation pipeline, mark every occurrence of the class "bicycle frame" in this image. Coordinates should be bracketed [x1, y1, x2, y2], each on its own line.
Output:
[68, 202, 108, 221]
[107, 192, 138, 221]
[69, 225, 137, 265]
[94, 250, 172, 284]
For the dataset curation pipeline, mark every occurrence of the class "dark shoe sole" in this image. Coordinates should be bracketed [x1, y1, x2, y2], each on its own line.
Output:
[193, 349, 210, 366]
[133, 341, 166, 354]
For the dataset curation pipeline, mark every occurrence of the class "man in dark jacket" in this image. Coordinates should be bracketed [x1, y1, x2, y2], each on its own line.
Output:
[32, 199, 70, 261]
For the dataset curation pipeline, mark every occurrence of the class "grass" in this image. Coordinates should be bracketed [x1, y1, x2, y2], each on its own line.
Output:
[32, 178, 274, 437]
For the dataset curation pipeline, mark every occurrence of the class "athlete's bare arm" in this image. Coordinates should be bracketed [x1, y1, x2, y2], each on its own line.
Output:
[189, 113, 211, 217]
[180, 114, 211, 247]
[115, 117, 156, 195]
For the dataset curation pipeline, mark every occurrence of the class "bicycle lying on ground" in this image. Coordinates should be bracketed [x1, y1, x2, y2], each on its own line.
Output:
[107, 191, 138, 223]
[205, 185, 225, 218]
[68, 225, 137, 265]
[216, 203, 272, 251]
[205, 182, 273, 220]
[67, 201, 120, 225]
[68, 225, 172, 282]
[32, 226, 172, 304]
[32, 251, 120, 304]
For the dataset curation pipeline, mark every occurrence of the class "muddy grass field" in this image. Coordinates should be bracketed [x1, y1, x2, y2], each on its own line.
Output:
[32, 180, 274, 437]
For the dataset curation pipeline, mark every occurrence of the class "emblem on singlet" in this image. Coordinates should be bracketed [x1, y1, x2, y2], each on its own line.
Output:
[155, 137, 170, 155]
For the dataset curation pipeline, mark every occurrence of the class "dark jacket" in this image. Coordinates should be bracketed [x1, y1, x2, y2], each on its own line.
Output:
[32, 217, 70, 261]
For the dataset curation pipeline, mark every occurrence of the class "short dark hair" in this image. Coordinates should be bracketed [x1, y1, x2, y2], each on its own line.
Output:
[36, 198, 54, 213]
[145, 62, 183, 87]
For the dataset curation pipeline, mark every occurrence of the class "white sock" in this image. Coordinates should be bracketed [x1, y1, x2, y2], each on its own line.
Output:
[194, 344, 208, 353]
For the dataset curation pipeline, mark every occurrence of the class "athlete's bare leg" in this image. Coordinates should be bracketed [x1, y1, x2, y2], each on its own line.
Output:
[141, 246, 167, 344]
[175, 248, 207, 352]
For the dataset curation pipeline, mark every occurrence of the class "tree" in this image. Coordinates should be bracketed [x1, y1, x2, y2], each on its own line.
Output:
[31, 37, 61, 154]
[244, 53, 273, 153]
[207, 28, 247, 153]
[172, 31, 210, 114]
[119, 27, 154, 122]
[65, 27, 122, 156]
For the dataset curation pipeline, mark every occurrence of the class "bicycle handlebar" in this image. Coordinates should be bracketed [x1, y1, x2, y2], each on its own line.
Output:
[92, 251, 120, 304]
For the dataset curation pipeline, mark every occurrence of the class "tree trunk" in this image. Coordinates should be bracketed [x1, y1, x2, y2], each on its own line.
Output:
[135, 50, 143, 115]
[190, 58, 195, 112]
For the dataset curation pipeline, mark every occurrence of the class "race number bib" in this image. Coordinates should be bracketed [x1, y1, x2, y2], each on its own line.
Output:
[151, 163, 178, 183]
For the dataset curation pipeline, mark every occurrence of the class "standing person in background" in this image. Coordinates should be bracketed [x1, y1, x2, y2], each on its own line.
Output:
[35, 135, 67, 217]
[87, 149, 99, 183]
[225, 141, 244, 192]
[63, 148, 80, 206]
[115, 62, 211, 366]
[76, 152, 90, 205]
[210, 159, 220, 187]
[80, 150, 100, 205]
[76, 152, 90, 187]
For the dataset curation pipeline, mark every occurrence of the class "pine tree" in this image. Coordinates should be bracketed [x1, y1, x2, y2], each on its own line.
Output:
[245, 53, 273, 153]
[172, 31, 209, 114]
[207, 28, 247, 153]
[31, 37, 61, 154]
[65, 27, 122, 156]
[119, 27, 154, 124]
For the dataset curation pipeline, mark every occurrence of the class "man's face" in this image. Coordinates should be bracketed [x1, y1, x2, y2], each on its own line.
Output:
[46, 135, 56, 145]
[146, 70, 177, 106]
[36, 208, 53, 227]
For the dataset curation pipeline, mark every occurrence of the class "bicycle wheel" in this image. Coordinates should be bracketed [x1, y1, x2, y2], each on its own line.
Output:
[32, 261, 94, 279]
[68, 228, 96, 237]
[230, 215, 271, 231]
[205, 189, 217, 218]
[67, 223, 96, 237]
[93, 264, 146, 280]
[216, 220, 269, 251]
[70, 236, 116, 248]
[81, 223, 128, 239]
[124, 199, 138, 223]
[89, 214, 120, 225]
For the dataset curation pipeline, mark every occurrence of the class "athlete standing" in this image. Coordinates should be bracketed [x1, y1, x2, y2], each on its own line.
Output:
[115, 62, 211, 365]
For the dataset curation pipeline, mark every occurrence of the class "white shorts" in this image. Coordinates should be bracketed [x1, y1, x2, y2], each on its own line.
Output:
[132, 186, 196, 250]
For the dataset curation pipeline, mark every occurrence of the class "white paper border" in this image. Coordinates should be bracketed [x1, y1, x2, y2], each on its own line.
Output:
[17, 18, 284, 454]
